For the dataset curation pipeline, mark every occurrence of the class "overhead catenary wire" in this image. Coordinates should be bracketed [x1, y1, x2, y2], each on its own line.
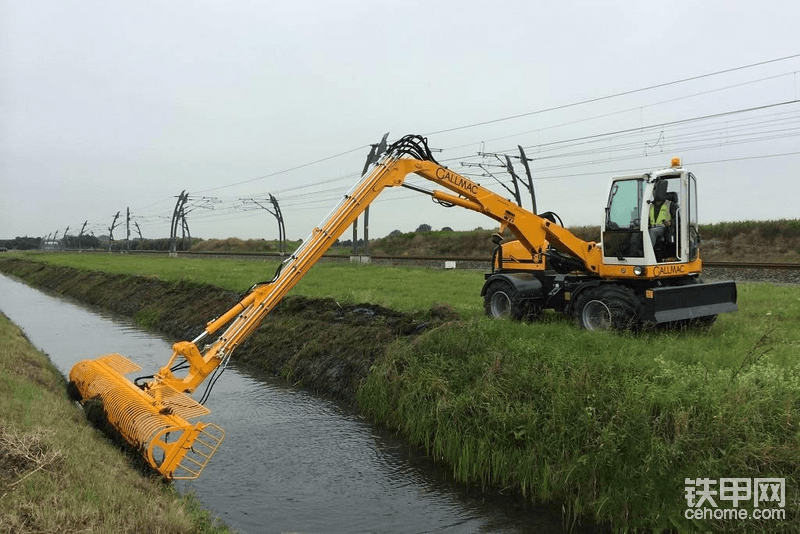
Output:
[193, 145, 370, 195]
[448, 70, 799, 152]
[129, 53, 800, 219]
[59, 53, 800, 239]
[425, 53, 800, 136]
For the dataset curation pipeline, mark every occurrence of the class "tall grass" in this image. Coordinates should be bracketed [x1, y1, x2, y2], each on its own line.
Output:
[7, 251, 800, 530]
[358, 314, 800, 531]
[0, 313, 231, 533]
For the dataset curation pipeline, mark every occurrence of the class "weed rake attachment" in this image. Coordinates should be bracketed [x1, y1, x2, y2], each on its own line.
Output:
[69, 353, 224, 480]
[65, 144, 426, 480]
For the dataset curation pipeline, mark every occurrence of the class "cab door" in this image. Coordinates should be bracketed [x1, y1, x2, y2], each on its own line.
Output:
[687, 172, 700, 261]
[601, 176, 646, 263]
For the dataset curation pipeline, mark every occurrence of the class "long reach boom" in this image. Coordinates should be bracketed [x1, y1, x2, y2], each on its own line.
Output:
[68, 135, 598, 479]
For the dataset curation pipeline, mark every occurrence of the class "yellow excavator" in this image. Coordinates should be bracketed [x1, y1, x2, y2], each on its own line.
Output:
[69, 134, 737, 480]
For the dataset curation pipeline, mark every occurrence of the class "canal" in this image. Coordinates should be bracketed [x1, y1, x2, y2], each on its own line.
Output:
[0, 273, 579, 533]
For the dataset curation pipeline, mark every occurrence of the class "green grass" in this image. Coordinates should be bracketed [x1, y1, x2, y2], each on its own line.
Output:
[0, 312, 233, 534]
[6, 251, 800, 531]
[11, 252, 486, 317]
[359, 312, 800, 531]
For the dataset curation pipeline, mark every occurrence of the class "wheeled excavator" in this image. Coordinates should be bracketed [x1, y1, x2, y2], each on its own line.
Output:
[68, 134, 737, 480]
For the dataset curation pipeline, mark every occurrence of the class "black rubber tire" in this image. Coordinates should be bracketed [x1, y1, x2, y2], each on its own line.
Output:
[483, 280, 536, 321]
[573, 285, 639, 332]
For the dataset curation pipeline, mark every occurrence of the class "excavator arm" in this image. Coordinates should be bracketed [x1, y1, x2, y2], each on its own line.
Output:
[68, 134, 598, 479]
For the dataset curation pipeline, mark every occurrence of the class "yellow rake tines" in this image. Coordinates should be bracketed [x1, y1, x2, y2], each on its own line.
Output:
[69, 353, 224, 480]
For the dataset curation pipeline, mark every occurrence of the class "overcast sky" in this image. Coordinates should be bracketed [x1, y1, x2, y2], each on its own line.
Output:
[2, 0, 799, 243]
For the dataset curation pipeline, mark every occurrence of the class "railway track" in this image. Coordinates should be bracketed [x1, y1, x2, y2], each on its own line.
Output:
[702, 261, 800, 270]
[58, 248, 800, 272]
[61, 248, 800, 283]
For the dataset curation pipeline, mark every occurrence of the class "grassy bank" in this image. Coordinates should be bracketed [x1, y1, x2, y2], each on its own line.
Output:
[359, 312, 800, 531]
[9, 251, 485, 317]
[0, 255, 442, 403]
[0, 312, 231, 534]
[2, 253, 799, 531]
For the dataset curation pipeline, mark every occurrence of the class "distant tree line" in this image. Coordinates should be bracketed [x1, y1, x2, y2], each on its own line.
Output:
[105, 238, 199, 252]
[63, 235, 102, 249]
[0, 236, 203, 252]
[0, 236, 43, 250]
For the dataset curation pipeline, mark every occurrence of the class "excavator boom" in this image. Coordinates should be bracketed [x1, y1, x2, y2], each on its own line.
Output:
[70, 134, 538, 478]
[68, 134, 734, 479]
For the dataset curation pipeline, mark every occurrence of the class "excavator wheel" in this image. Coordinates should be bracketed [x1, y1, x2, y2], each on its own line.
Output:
[484, 280, 522, 320]
[573, 285, 639, 332]
[483, 280, 540, 322]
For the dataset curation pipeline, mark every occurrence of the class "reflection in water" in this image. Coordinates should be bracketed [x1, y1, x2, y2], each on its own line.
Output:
[0, 274, 583, 534]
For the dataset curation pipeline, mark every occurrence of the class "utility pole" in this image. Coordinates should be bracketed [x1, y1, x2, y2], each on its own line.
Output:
[169, 190, 188, 257]
[269, 194, 285, 256]
[126, 207, 131, 253]
[108, 212, 121, 252]
[181, 207, 191, 250]
[353, 132, 389, 259]
[518, 145, 537, 214]
[473, 147, 537, 214]
[504, 155, 523, 207]
[244, 195, 286, 256]
[77, 221, 88, 252]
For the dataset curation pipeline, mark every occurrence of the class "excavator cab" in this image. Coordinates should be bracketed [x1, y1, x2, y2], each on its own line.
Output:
[601, 157, 700, 266]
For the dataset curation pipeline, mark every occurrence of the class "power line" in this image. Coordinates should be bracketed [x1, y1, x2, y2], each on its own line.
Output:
[449, 71, 798, 152]
[64, 59, 800, 237]
[425, 53, 800, 136]
[445, 99, 799, 165]
[193, 144, 369, 195]
[518, 107, 800, 158]
[150, 55, 800, 206]
[528, 150, 800, 181]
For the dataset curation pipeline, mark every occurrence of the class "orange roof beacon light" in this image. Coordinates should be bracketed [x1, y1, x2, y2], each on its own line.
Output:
[670, 156, 682, 168]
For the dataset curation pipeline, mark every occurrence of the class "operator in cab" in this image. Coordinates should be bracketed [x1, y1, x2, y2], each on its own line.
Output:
[648, 180, 675, 252]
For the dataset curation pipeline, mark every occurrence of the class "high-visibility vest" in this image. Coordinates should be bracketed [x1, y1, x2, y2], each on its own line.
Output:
[649, 200, 672, 226]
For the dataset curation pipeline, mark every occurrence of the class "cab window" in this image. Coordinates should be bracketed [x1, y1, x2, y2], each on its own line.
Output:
[603, 178, 645, 258]
[606, 179, 643, 229]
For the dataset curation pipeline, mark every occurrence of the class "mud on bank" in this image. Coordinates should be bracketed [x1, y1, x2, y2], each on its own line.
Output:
[0, 257, 454, 403]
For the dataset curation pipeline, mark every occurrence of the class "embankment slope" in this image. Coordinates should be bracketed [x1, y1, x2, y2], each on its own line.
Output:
[0, 257, 444, 402]
[3, 256, 799, 532]
[0, 310, 229, 533]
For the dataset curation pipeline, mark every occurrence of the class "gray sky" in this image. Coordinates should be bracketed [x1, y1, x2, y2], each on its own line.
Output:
[2, 0, 799, 242]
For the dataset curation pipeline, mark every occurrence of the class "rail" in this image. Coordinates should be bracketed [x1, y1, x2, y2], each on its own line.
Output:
[29, 248, 800, 271]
